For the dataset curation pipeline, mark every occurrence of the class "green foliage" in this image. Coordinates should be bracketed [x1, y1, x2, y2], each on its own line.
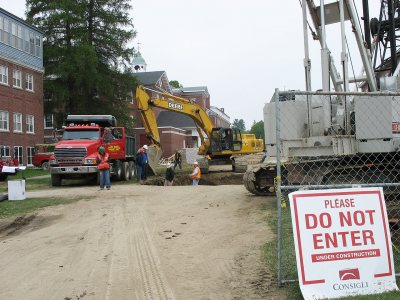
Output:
[249, 120, 265, 139]
[169, 80, 182, 88]
[232, 119, 246, 132]
[26, 0, 138, 128]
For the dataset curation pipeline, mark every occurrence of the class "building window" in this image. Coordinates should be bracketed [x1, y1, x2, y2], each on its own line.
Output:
[0, 145, 10, 158]
[17, 25, 23, 50]
[24, 29, 29, 52]
[29, 32, 34, 55]
[11, 22, 17, 48]
[44, 114, 54, 128]
[13, 70, 22, 88]
[0, 111, 9, 131]
[27, 147, 35, 166]
[0, 16, 3, 42]
[14, 146, 23, 165]
[13, 113, 22, 132]
[35, 35, 41, 57]
[26, 74, 34, 91]
[1, 17, 9, 44]
[26, 115, 34, 133]
[0, 65, 8, 85]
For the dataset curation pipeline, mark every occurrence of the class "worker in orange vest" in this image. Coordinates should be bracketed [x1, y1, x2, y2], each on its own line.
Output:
[189, 161, 201, 186]
[97, 146, 110, 190]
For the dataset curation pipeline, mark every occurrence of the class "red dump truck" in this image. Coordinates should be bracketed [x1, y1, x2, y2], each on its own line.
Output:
[49, 115, 136, 186]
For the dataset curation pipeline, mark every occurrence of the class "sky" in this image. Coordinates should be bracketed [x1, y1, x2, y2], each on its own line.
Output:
[0, 0, 382, 130]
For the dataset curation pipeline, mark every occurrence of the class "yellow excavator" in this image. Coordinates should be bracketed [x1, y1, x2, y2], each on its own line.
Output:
[135, 85, 264, 173]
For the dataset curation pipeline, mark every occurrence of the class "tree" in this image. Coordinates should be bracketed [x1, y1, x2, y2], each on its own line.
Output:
[232, 119, 246, 132]
[26, 0, 138, 129]
[169, 80, 182, 88]
[249, 120, 264, 140]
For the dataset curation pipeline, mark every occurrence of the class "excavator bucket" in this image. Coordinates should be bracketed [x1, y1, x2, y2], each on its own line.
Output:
[146, 145, 163, 175]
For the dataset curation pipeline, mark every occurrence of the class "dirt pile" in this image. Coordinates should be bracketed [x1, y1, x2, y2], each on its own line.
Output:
[143, 171, 244, 186]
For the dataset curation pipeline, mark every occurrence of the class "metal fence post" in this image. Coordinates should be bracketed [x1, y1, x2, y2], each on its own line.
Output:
[275, 88, 283, 287]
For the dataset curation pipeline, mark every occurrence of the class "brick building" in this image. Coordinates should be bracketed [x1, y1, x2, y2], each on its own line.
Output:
[0, 8, 44, 166]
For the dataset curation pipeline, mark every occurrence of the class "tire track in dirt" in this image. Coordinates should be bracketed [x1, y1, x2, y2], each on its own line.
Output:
[130, 206, 175, 300]
[104, 203, 135, 300]
[103, 200, 174, 300]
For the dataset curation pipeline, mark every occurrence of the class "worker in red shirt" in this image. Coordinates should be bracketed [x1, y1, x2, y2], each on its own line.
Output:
[97, 146, 110, 190]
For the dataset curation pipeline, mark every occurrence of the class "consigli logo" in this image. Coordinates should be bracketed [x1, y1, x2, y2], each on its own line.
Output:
[339, 268, 360, 280]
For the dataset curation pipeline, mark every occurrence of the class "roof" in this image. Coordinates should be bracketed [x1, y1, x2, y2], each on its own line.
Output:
[134, 71, 165, 85]
[157, 111, 196, 128]
[134, 71, 171, 93]
[181, 86, 209, 93]
[132, 51, 146, 65]
[172, 86, 209, 96]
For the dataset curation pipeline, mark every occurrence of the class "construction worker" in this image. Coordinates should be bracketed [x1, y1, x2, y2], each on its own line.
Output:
[173, 149, 182, 170]
[97, 146, 110, 190]
[189, 161, 201, 186]
[141, 145, 149, 181]
[164, 163, 175, 186]
[135, 146, 146, 184]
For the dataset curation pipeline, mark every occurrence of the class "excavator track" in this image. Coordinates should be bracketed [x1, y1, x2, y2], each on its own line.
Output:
[243, 165, 276, 196]
[244, 154, 400, 198]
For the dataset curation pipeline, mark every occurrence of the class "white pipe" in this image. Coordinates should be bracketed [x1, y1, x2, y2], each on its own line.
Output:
[303, 0, 312, 92]
[346, 0, 377, 91]
[303, 0, 313, 137]
[340, 0, 349, 92]
[320, 0, 331, 134]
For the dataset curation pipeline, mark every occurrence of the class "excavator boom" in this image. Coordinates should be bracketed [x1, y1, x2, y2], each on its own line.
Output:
[136, 85, 214, 154]
[135, 85, 264, 172]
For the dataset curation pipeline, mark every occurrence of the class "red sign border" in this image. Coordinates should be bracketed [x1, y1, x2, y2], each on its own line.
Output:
[292, 190, 393, 285]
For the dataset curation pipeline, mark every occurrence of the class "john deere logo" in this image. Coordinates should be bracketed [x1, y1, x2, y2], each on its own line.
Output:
[168, 102, 183, 110]
[107, 145, 120, 151]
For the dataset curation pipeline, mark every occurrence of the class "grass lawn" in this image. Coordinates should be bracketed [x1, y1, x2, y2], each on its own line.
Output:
[0, 168, 51, 193]
[263, 198, 400, 300]
[0, 196, 94, 219]
[9, 167, 49, 179]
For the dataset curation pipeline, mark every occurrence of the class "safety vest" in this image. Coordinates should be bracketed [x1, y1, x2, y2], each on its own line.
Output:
[97, 153, 110, 170]
[191, 166, 201, 180]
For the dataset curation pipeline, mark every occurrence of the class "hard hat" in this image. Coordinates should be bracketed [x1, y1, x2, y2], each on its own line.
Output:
[99, 146, 105, 153]
[193, 161, 198, 165]
[143, 145, 148, 150]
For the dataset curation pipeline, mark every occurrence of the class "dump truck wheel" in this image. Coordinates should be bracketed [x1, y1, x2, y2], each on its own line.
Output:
[113, 160, 122, 180]
[128, 161, 135, 179]
[121, 162, 129, 181]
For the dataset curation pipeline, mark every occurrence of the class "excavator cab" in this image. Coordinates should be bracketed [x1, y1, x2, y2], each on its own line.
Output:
[210, 128, 242, 153]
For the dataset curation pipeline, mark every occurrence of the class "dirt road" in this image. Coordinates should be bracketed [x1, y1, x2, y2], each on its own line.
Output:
[0, 185, 283, 300]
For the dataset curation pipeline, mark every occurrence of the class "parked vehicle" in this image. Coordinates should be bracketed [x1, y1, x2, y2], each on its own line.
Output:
[33, 144, 55, 170]
[49, 115, 136, 186]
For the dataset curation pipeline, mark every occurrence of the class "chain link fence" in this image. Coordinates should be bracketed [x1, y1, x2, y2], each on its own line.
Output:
[273, 90, 400, 288]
